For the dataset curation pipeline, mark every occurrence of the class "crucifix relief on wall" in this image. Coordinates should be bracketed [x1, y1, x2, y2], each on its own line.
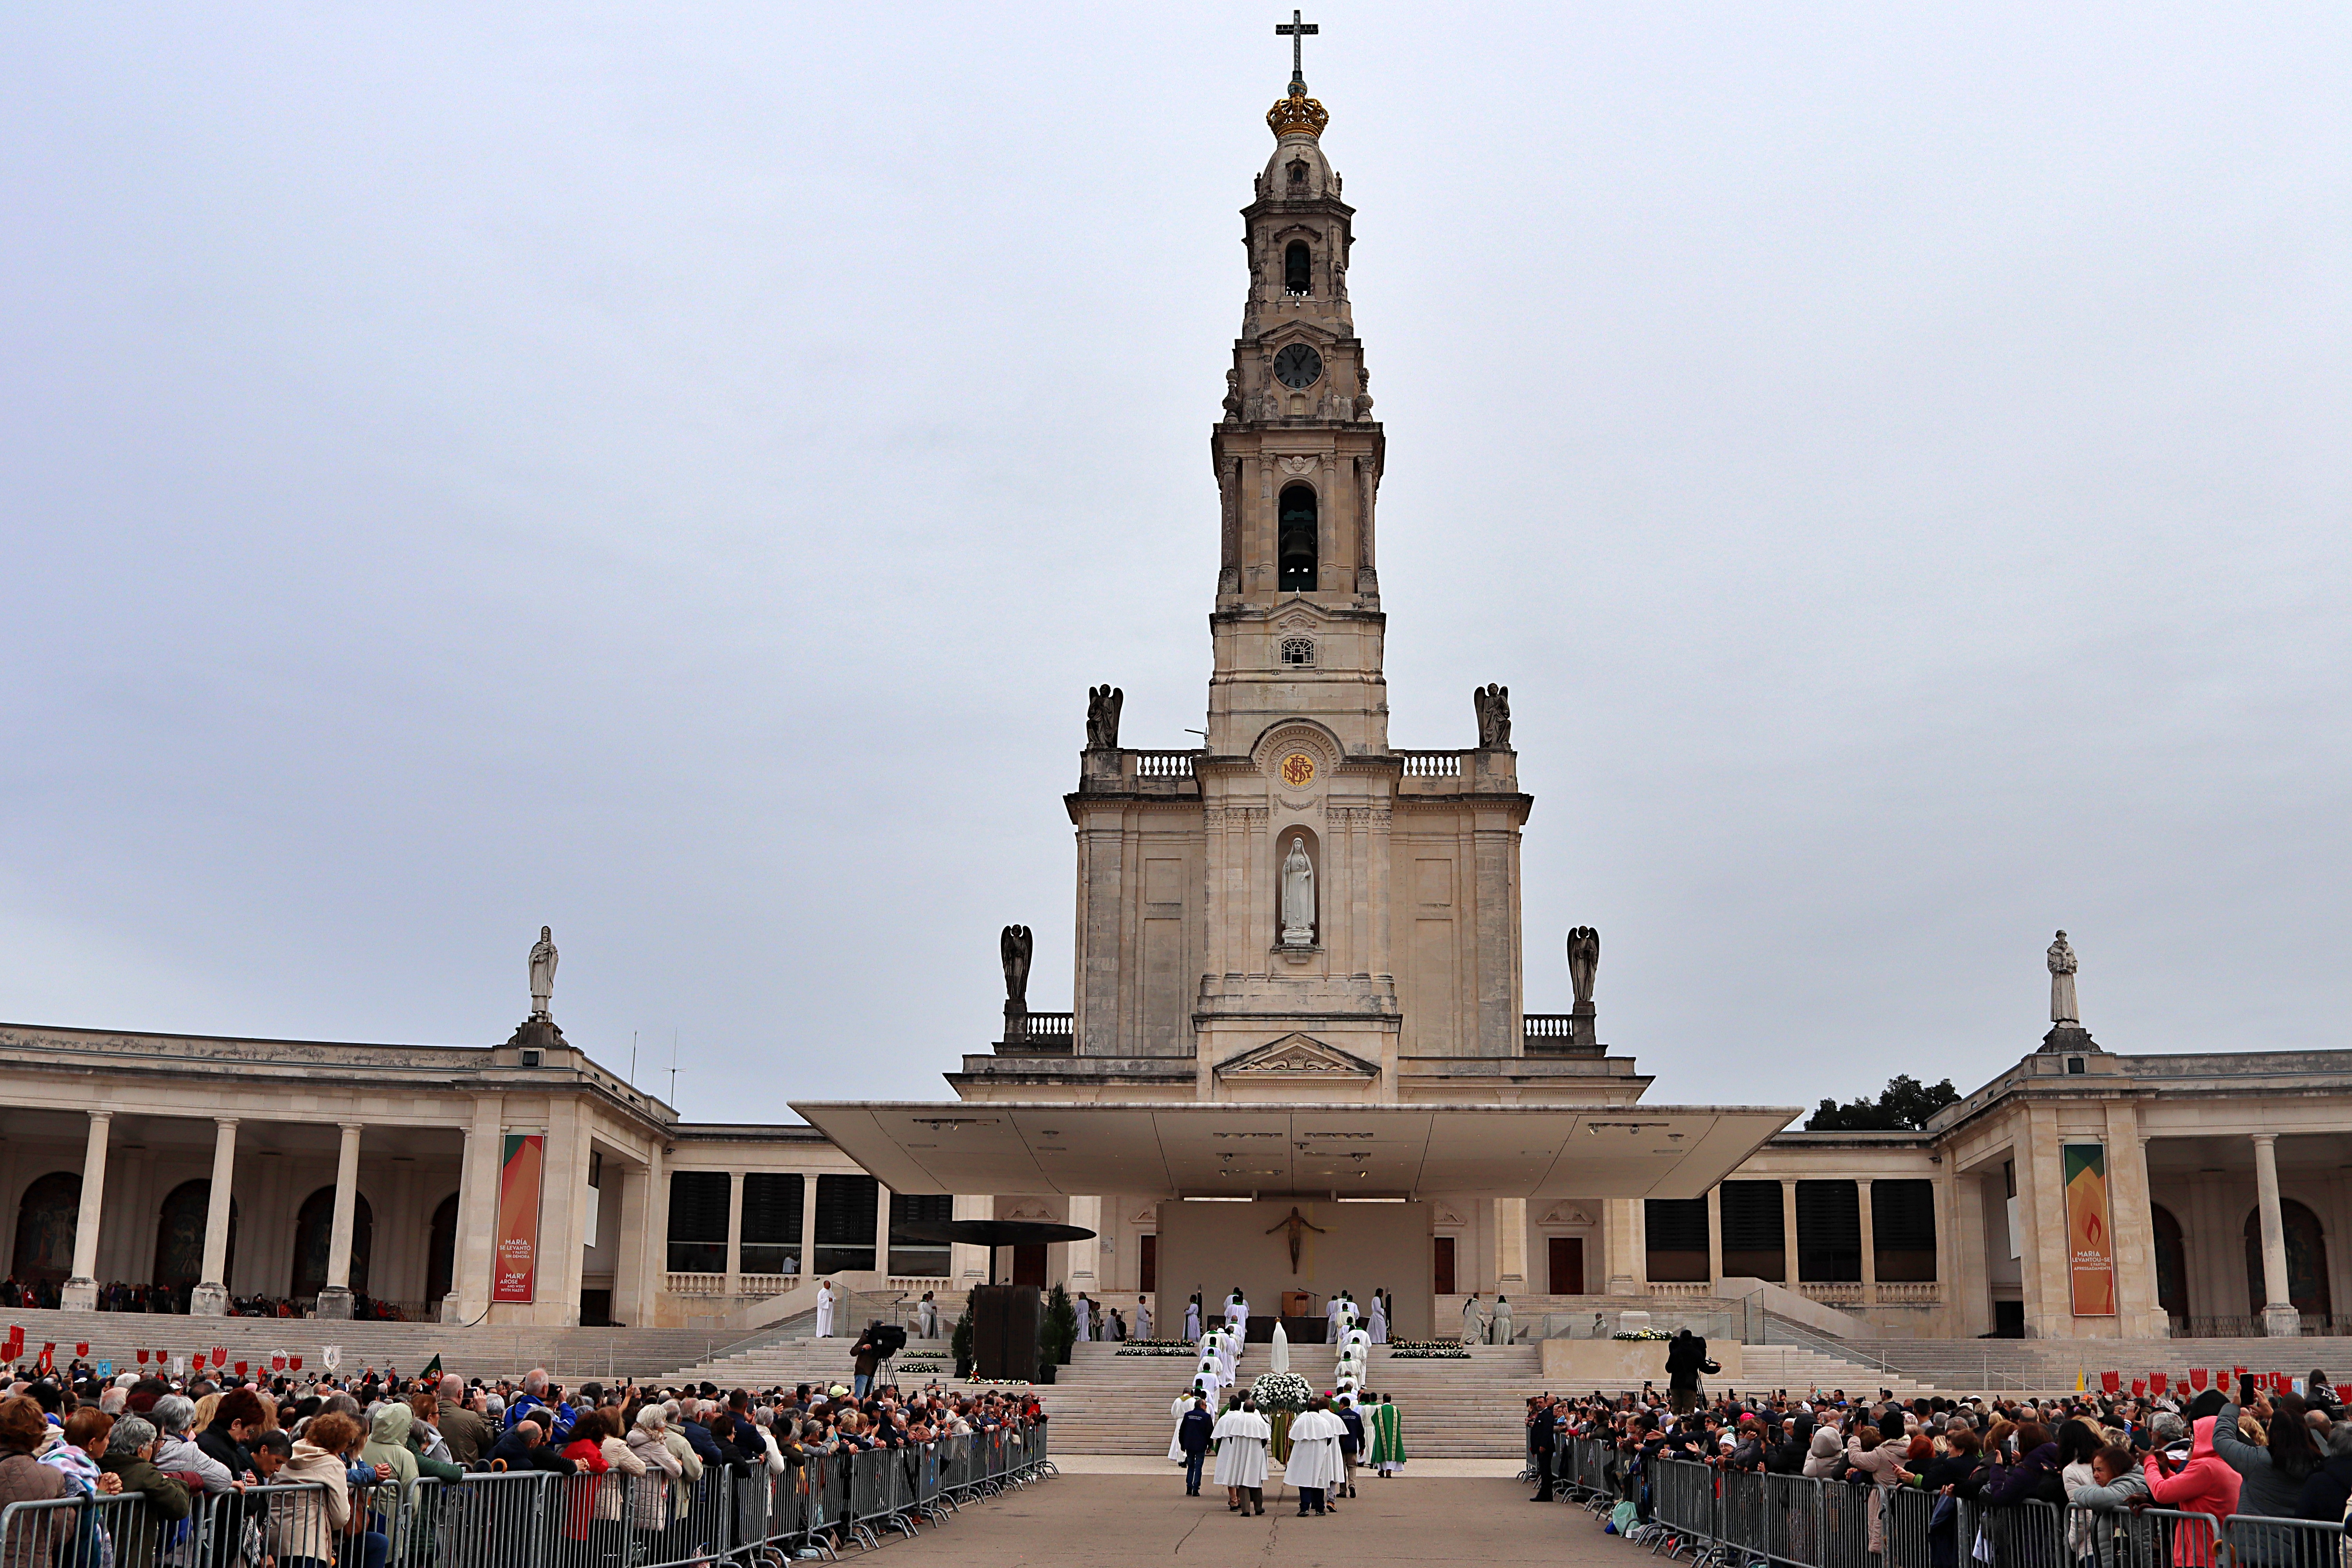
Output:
[1265, 1205, 1327, 1274]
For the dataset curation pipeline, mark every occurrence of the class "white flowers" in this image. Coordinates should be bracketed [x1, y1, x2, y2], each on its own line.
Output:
[1252, 1372, 1316, 1412]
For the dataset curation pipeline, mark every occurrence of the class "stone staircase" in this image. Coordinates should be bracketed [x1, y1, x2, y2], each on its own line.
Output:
[0, 1305, 741, 1382]
[1735, 1344, 1936, 1400]
[656, 1333, 960, 1392]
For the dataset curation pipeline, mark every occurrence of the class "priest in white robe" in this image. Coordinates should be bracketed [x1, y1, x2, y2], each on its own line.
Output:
[813, 1280, 837, 1338]
[1223, 1290, 1249, 1334]
[1169, 1390, 1200, 1463]
[1367, 1290, 1388, 1345]
[1073, 1293, 1093, 1342]
[1184, 1293, 1202, 1340]
[1211, 1399, 1272, 1514]
[1283, 1399, 1346, 1515]
[1136, 1296, 1153, 1339]
[1460, 1292, 1485, 1344]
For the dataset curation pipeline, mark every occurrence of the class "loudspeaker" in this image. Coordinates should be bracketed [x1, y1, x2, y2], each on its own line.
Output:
[968, 1284, 1041, 1383]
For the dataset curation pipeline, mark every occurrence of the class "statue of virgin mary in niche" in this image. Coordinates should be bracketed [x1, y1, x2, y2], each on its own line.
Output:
[1279, 836, 1316, 946]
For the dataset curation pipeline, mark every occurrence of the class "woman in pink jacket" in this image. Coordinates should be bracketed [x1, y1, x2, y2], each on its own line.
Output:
[2140, 1415, 2241, 1568]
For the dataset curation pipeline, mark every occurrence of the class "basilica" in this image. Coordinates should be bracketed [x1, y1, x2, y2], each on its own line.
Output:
[3, 53, 2345, 1353]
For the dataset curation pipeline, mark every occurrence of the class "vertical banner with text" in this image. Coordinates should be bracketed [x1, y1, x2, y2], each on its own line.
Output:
[2062, 1142, 2116, 1316]
[493, 1133, 544, 1303]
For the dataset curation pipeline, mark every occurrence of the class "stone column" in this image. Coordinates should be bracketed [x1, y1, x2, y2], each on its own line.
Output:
[2251, 1134, 2299, 1337]
[875, 1181, 894, 1279]
[724, 1171, 745, 1295]
[61, 1111, 112, 1310]
[1495, 1196, 1528, 1291]
[1780, 1181, 1801, 1289]
[612, 1161, 652, 1329]
[1065, 1195, 1102, 1299]
[800, 1175, 821, 1281]
[455, 1099, 503, 1320]
[951, 1195, 993, 1285]
[1942, 1170, 1987, 1339]
[316, 1122, 363, 1319]
[190, 1118, 240, 1316]
[1857, 1179, 1878, 1305]
[1705, 1186, 1724, 1287]
[2020, 1108, 2071, 1338]
[1603, 1198, 1642, 1296]
[2105, 1108, 2164, 1336]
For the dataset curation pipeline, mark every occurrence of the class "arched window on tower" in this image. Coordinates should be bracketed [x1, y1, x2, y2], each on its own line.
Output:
[1278, 484, 1318, 592]
[1284, 241, 1312, 296]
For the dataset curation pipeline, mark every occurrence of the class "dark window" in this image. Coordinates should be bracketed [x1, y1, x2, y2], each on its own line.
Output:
[815, 1173, 879, 1275]
[1278, 485, 1318, 592]
[1281, 637, 1315, 666]
[1432, 1235, 1455, 1296]
[740, 1173, 804, 1276]
[1284, 241, 1312, 294]
[666, 1171, 730, 1274]
[1871, 1179, 1938, 1281]
[1140, 1233, 1157, 1293]
[889, 1192, 953, 1278]
[152, 1180, 234, 1295]
[9, 1171, 80, 1285]
[1796, 1180, 1862, 1283]
[1719, 1181, 1786, 1281]
[1644, 1197, 1710, 1282]
[2244, 1199, 2333, 1319]
[426, 1192, 459, 1302]
[1286, 159, 1308, 189]
[2152, 1204, 2188, 1324]
[290, 1186, 371, 1301]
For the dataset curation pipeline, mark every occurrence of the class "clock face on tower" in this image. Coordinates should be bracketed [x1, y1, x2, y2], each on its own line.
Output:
[1272, 343, 1324, 389]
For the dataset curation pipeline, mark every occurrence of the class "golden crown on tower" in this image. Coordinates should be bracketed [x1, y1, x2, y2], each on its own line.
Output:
[1267, 83, 1329, 139]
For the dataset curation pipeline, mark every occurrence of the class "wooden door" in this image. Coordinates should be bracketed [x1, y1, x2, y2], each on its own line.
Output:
[1432, 1235, 1456, 1296]
[1549, 1236, 1585, 1295]
[1013, 1244, 1047, 1288]
[1140, 1234, 1157, 1293]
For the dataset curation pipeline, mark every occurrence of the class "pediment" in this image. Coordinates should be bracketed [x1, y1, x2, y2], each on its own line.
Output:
[1003, 1201, 1056, 1222]
[1214, 1033, 1380, 1080]
[1539, 1203, 1594, 1227]
[1434, 1205, 1468, 1228]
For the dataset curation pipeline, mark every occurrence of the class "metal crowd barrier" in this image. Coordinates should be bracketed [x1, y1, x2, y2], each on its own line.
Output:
[0, 1430, 1055, 1568]
[1557, 1448, 2342, 1568]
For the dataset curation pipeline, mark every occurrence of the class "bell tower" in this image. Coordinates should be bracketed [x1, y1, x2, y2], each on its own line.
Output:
[1207, 37, 1388, 761]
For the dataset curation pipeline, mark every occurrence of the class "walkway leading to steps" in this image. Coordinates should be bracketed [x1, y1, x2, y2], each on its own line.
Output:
[853, 1473, 1622, 1567]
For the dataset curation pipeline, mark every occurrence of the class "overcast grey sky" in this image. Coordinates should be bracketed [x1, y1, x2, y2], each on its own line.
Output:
[5, 3, 2348, 1123]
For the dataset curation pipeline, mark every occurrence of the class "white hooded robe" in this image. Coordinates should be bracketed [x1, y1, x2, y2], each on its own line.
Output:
[1211, 1409, 1272, 1488]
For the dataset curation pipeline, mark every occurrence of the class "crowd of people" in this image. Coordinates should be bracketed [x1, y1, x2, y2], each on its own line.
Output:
[0, 1356, 1048, 1567]
[0, 1281, 412, 1320]
[1524, 1345, 2352, 1555]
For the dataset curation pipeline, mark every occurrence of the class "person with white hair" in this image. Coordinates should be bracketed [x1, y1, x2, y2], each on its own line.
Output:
[151, 1395, 233, 1494]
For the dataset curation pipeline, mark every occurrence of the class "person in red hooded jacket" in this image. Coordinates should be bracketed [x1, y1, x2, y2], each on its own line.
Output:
[2140, 1414, 2241, 1568]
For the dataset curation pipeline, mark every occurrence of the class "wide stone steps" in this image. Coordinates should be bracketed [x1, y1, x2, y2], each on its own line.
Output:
[1735, 1345, 1936, 1399]
[0, 1305, 734, 1382]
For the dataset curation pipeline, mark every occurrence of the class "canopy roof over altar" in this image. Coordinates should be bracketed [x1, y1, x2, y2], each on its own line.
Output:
[786, 1101, 1799, 1201]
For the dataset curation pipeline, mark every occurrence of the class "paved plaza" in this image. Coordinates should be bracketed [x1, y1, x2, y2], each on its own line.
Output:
[878, 1474, 1623, 1566]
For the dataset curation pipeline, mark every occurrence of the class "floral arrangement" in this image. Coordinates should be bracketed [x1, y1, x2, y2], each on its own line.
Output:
[893, 1361, 946, 1374]
[1115, 1345, 1201, 1356]
[1389, 1345, 1472, 1359]
[1613, 1329, 1670, 1341]
[1387, 1339, 1466, 1351]
[1121, 1339, 1197, 1350]
[1251, 1371, 1315, 1413]
[962, 1378, 1034, 1387]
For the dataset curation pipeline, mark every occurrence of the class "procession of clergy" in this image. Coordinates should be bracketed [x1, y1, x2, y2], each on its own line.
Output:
[1165, 1289, 1408, 1517]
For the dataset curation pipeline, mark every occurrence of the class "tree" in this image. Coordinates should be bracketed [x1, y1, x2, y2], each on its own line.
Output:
[1805, 1074, 1960, 1132]
[951, 1307, 975, 1380]
[1040, 1282, 1078, 1367]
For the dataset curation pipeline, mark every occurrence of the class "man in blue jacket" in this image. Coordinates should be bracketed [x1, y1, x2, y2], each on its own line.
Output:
[1177, 1396, 1216, 1497]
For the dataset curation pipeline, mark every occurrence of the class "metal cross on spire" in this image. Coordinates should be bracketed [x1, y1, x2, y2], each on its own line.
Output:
[1276, 9, 1319, 85]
